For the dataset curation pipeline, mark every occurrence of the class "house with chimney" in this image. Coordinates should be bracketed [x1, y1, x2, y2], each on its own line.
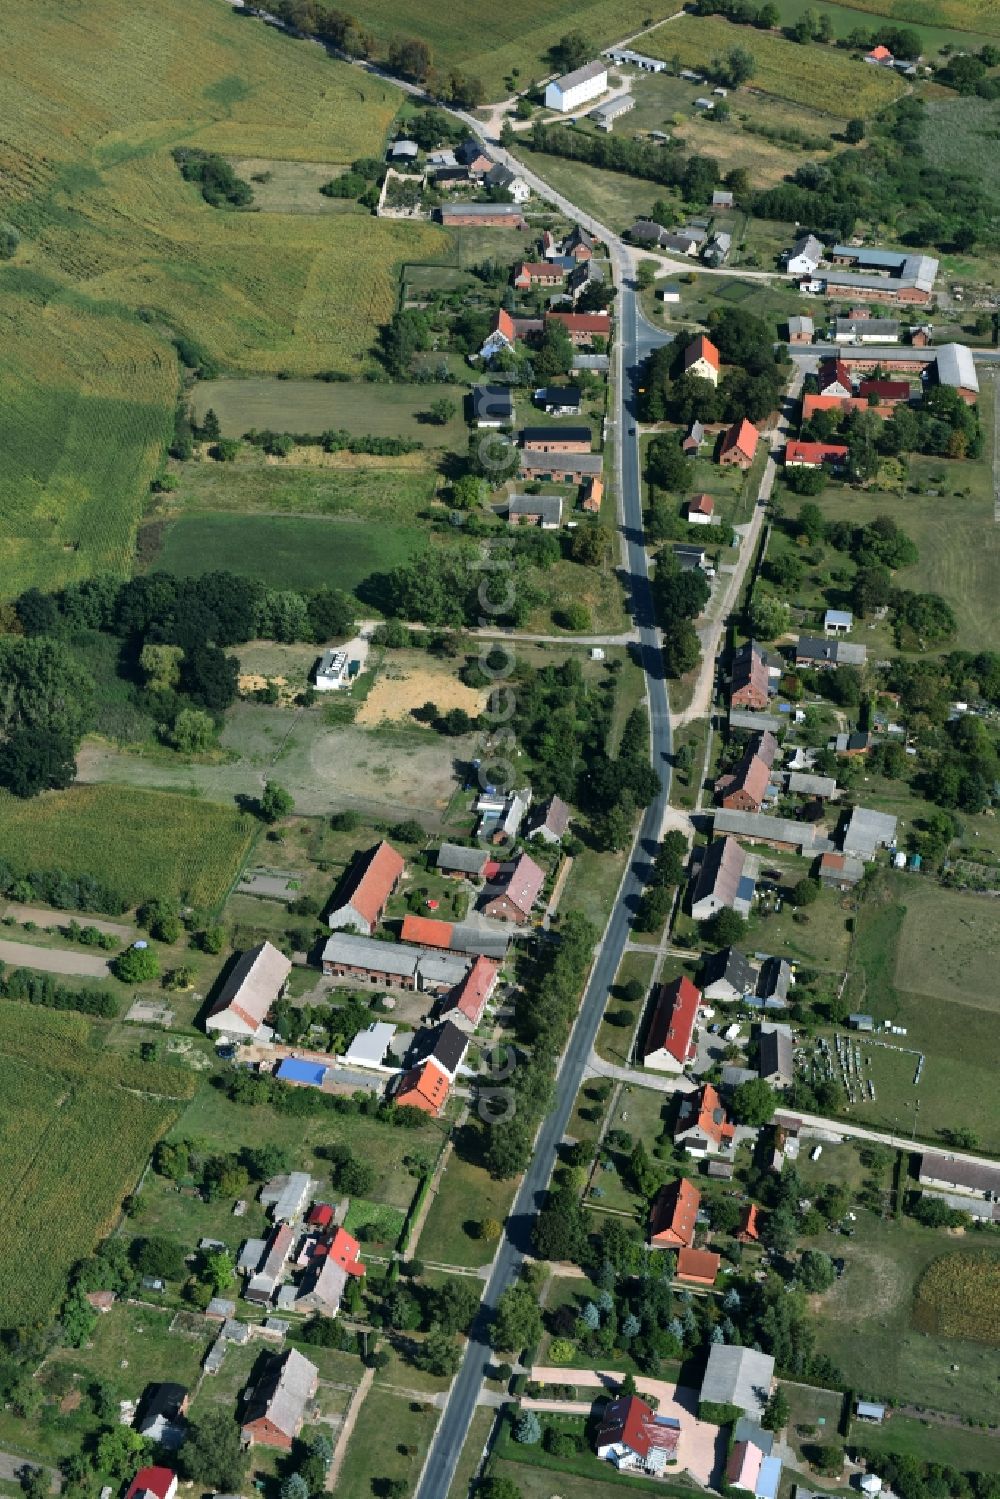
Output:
[673, 1082, 735, 1157]
[596, 1395, 681, 1474]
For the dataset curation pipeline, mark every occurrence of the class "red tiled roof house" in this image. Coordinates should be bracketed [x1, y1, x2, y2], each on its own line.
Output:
[683, 333, 721, 387]
[643, 976, 701, 1074]
[327, 842, 404, 936]
[479, 853, 545, 924]
[649, 1177, 700, 1248]
[673, 1083, 735, 1157]
[596, 1393, 681, 1473]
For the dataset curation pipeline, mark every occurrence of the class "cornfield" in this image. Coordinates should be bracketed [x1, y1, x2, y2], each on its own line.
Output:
[0, 1016, 189, 1329]
[0, 785, 255, 911]
[913, 1251, 1000, 1344]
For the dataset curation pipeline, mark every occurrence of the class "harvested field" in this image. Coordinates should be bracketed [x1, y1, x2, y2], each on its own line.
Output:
[913, 1252, 1000, 1344]
[357, 654, 487, 727]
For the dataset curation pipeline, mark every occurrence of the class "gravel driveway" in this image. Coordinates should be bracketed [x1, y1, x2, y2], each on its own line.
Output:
[0, 940, 111, 979]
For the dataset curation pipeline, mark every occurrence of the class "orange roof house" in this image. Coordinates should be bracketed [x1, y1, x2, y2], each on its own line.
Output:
[683, 333, 721, 386]
[866, 43, 893, 62]
[649, 1178, 701, 1248]
[327, 842, 404, 936]
[400, 914, 453, 949]
[513, 262, 565, 288]
[327, 1227, 366, 1277]
[718, 418, 759, 468]
[801, 393, 867, 420]
[581, 475, 603, 512]
[394, 1059, 451, 1116]
[784, 440, 849, 468]
[737, 1202, 762, 1242]
[687, 493, 715, 523]
[674, 1082, 735, 1156]
[676, 1246, 721, 1286]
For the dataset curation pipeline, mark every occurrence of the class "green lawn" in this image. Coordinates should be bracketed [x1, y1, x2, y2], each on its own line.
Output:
[512, 149, 662, 234]
[596, 951, 658, 1067]
[776, 383, 998, 654]
[829, 876, 1000, 1151]
[336, 1387, 440, 1499]
[164, 1081, 436, 1213]
[780, 1381, 846, 1469]
[560, 843, 630, 932]
[851, 1414, 1000, 1472]
[416, 1124, 519, 1267]
[153, 510, 435, 595]
[190, 379, 471, 450]
[744, 873, 855, 972]
[671, 717, 710, 812]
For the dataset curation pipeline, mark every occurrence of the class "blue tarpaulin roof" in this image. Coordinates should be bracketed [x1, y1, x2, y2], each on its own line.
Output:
[276, 1058, 327, 1088]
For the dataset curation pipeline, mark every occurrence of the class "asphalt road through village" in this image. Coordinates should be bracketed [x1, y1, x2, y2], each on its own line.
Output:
[413, 283, 673, 1499]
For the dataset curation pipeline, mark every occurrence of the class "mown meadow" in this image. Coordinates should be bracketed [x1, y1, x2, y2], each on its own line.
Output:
[0, 0, 444, 591]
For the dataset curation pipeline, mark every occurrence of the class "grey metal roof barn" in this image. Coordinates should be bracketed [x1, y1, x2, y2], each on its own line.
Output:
[700, 1344, 775, 1419]
[841, 806, 898, 860]
[713, 809, 833, 854]
[437, 842, 489, 876]
[935, 341, 979, 394]
[242, 1348, 318, 1443]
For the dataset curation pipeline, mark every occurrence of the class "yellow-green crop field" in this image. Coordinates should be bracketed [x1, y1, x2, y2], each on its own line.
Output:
[821, 0, 1000, 38]
[336, 0, 673, 96]
[642, 14, 907, 112]
[0, 0, 444, 592]
[0, 1008, 191, 1329]
[0, 784, 255, 911]
[913, 1252, 1000, 1344]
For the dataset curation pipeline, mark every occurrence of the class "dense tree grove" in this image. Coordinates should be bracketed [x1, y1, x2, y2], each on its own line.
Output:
[521, 120, 720, 202]
[752, 97, 992, 249]
[641, 307, 788, 425]
[4, 570, 357, 794]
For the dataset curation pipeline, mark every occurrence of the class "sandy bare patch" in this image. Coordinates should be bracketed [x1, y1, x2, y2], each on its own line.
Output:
[357, 660, 486, 727]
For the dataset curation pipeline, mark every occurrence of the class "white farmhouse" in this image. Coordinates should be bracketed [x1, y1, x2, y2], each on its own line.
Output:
[545, 60, 607, 112]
